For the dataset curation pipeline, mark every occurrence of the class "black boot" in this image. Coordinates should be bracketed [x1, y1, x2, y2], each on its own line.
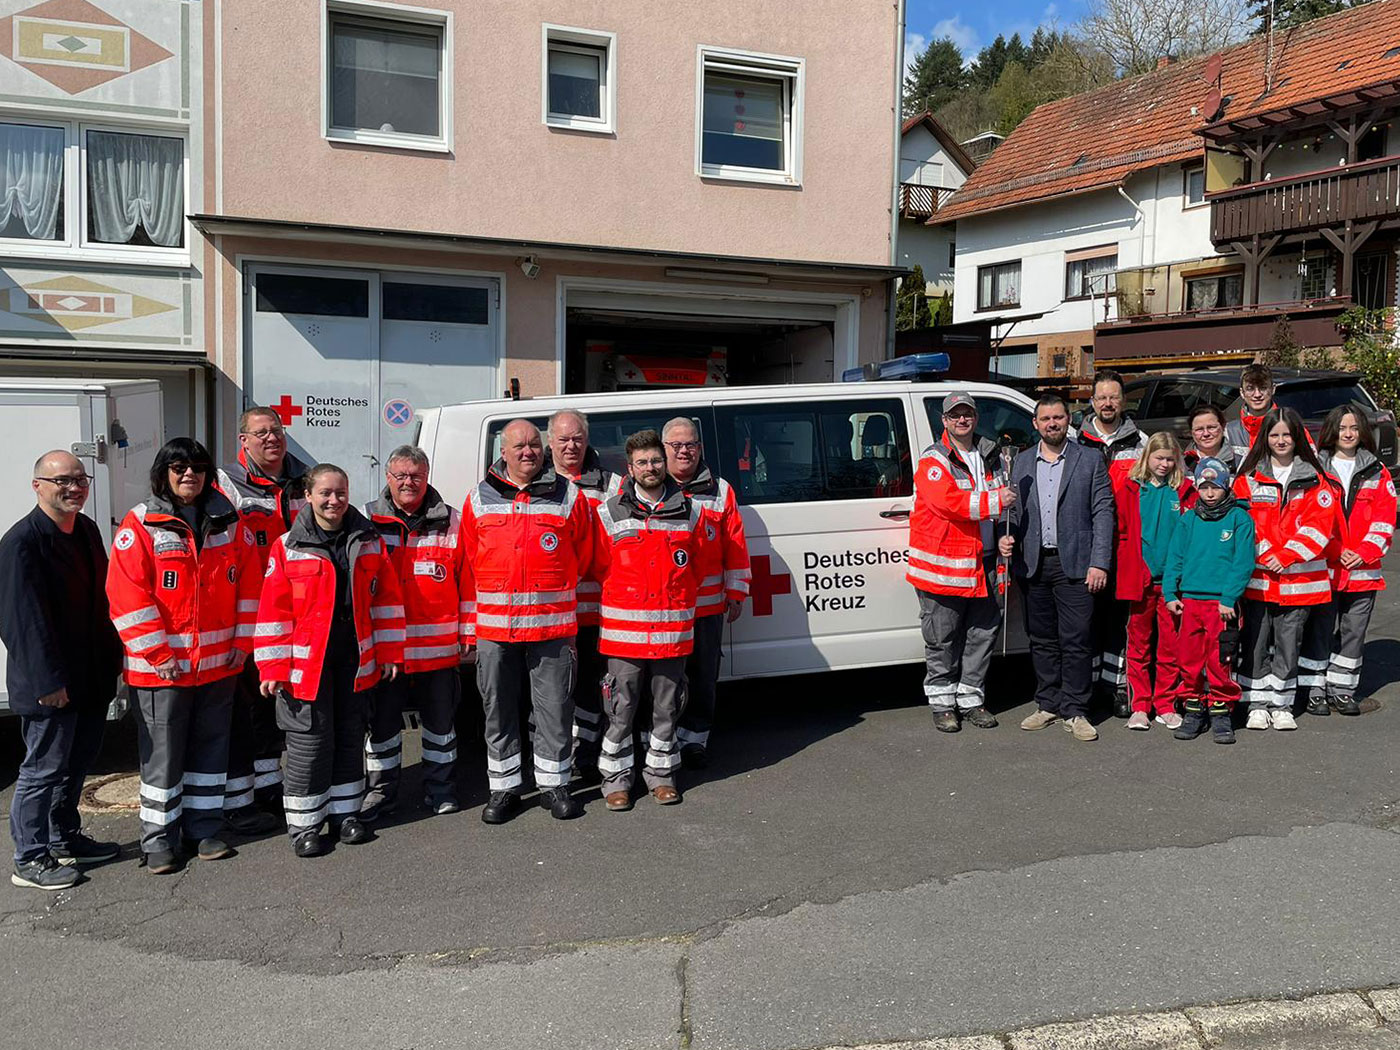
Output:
[1210, 702, 1236, 744]
[1330, 694, 1362, 716]
[1174, 699, 1208, 740]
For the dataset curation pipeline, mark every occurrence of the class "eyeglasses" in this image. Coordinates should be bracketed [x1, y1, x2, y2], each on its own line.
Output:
[665, 441, 700, 452]
[552, 435, 586, 446]
[242, 428, 284, 441]
[168, 463, 210, 476]
[36, 474, 92, 489]
[387, 471, 427, 484]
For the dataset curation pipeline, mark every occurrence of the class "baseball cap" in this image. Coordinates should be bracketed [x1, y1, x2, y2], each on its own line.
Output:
[942, 393, 977, 414]
[1194, 457, 1232, 489]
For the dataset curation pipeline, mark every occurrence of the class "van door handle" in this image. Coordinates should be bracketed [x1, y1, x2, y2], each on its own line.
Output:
[880, 506, 911, 519]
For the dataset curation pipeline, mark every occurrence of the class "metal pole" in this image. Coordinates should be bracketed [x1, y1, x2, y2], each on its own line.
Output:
[998, 438, 1014, 655]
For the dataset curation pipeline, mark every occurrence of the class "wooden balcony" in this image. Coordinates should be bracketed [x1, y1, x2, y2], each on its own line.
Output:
[898, 182, 954, 219]
[1210, 155, 1400, 244]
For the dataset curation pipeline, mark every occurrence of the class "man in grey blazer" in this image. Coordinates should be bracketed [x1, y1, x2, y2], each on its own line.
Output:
[997, 394, 1115, 741]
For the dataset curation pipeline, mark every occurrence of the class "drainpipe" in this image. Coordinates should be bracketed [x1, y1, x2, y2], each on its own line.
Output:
[886, 0, 907, 361]
[1117, 185, 1146, 266]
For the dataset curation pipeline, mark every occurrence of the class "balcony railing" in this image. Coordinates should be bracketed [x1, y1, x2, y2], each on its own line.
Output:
[1210, 155, 1400, 243]
[898, 182, 954, 219]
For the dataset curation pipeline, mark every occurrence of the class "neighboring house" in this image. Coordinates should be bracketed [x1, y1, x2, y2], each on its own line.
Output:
[196, 0, 904, 487]
[0, 0, 207, 434]
[935, 0, 1400, 380]
[895, 112, 974, 295]
[960, 131, 1003, 164]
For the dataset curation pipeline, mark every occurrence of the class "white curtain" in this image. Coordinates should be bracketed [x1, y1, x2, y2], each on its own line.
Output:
[0, 123, 65, 240]
[87, 131, 184, 248]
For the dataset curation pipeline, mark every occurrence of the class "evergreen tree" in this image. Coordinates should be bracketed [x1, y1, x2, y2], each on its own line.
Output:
[970, 35, 1010, 88]
[903, 36, 967, 116]
[1251, 0, 1368, 32]
[896, 266, 931, 332]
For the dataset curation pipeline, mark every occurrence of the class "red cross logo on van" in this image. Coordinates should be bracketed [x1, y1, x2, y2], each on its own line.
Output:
[272, 395, 303, 427]
[748, 555, 792, 617]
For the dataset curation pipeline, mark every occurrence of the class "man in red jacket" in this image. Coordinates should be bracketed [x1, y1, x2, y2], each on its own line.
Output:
[908, 394, 1017, 733]
[462, 419, 595, 824]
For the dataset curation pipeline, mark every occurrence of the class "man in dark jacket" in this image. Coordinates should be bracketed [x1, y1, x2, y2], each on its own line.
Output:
[0, 450, 123, 889]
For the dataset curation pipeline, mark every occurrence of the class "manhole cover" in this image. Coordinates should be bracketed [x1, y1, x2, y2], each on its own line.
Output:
[81, 772, 141, 812]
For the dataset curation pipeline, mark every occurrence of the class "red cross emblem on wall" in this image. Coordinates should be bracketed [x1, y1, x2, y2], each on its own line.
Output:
[271, 395, 303, 427]
[748, 554, 792, 617]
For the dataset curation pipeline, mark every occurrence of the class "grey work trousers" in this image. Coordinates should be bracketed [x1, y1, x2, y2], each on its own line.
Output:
[1300, 591, 1376, 700]
[570, 625, 605, 770]
[601, 656, 687, 794]
[132, 678, 236, 854]
[677, 613, 724, 751]
[476, 636, 576, 794]
[1091, 589, 1130, 698]
[364, 665, 461, 807]
[278, 643, 368, 839]
[224, 660, 284, 812]
[10, 697, 106, 864]
[916, 564, 1002, 710]
[1238, 600, 1309, 710]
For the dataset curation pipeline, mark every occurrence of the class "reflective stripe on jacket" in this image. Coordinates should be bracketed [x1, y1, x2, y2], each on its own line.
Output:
[595, 479, 704, 659]
[1319, 450, 1396, 593]
[1233, 463, 1335, 606]
[107, 489, 261, 688]
[907, 433, 1005, 598]
[254, 506, 406, 700]
[676, 462, 750, 617]
[461, 460, 594, 643]
[553, 448, 620, 627]
[367, 486, 472, 672]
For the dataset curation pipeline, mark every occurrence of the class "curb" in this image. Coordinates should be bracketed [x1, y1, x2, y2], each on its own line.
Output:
[822, 987, 1400, 1050]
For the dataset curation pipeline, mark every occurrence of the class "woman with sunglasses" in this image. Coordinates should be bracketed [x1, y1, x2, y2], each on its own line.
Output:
[107, 438, 261, 874]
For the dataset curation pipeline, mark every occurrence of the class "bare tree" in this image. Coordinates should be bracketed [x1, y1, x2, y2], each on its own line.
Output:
[1082, 0, 1250, 74]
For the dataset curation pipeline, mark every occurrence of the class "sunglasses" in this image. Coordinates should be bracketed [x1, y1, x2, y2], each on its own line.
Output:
[168, 462, 210, 476]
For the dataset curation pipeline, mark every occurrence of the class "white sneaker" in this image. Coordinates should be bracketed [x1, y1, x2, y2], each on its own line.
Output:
[1156, 712, 1184, 730]
[1270, 708, 1298, 731]
[1246, 708, 1270, 730]
[1125, 711, 1150, 730]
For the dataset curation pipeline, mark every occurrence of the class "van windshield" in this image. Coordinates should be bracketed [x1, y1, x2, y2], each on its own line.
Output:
[1275, 381, 1375, 419]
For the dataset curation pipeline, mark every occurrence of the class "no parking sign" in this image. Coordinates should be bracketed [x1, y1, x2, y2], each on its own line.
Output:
[383, 398, 414, 428]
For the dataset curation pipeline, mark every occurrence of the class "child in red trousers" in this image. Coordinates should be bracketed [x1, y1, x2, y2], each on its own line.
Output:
[1114, 432, 1190, 730]
[1162, 458, 1257, 744]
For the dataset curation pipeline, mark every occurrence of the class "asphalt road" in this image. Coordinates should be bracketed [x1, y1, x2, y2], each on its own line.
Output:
[2, 557, 1399, 1050]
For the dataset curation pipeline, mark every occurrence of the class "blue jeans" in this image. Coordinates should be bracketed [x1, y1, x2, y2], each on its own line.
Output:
[9, 699, 106, 863]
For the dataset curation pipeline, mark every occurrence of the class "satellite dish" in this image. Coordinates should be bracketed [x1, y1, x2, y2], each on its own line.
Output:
[1205, 85, 1224, 121]
[1203, 53, 1223, 84]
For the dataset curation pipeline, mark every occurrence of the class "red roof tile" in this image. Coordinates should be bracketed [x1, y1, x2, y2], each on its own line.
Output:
[934, 0, 1400, 225]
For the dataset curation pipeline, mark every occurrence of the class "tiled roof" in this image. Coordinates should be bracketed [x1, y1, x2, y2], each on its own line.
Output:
[933, 0, 1400, 225]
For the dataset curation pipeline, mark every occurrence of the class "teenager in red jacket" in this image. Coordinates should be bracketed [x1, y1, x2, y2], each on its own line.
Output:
[1233, 409, 1335, 731]
[908, 393, 1015, 733]
[594, 430, 705, 809]
[1300, 405, 1396, 716]
[1114, 432, 1190, 730]
[107, 439, 261, 874]
[256, 464, 404, 857]
[360, 446, 472, 821]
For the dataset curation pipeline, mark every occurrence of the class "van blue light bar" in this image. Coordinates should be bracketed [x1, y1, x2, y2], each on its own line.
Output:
[841, 352, 951, 382]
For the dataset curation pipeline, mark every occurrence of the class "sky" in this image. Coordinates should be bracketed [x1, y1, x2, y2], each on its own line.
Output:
[903, 0, 1087, 72]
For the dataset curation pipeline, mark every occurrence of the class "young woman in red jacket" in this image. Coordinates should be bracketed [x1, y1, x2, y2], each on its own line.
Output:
[1299, 405, 1396, 716]
[256, 464, 404, 858]
[1233, 409, 1336, 732]
[1114, 432, 1191, 730]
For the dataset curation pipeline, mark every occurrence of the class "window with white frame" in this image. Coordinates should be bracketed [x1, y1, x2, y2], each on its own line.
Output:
[326, 2, 450, 150]
[1184, 164, 1205, 206]
[542, 25, 615, 132]
[977, 261, 1021, 310]
[697, 47, 804, 184]
[0, 118, 186, 259]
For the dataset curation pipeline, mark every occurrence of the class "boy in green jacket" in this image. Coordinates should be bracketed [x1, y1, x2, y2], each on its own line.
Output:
[1163, 458, 1256, 743]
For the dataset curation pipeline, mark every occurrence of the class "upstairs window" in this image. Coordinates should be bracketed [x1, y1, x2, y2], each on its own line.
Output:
[327, 4, 450, 151]
[543, 25, 615, 132]
[697, 47, 804, 185]
[1184, 165, 1205, 206]
[1064, 246, 1117, 299]
[1186, 272, 1243, 310]
[0, 122, 64, 242]
[977, 261, 1021, 310]
[86, 130, 185, 248]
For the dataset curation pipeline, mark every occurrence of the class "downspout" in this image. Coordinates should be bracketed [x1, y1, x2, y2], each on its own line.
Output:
[1116, 185, 1146, 266]
[886, 0, 907, 362]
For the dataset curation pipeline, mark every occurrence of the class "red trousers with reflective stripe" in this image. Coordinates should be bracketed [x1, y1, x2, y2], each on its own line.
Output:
[1125, 585, 1182, 714]
[1176, 598, 1241, 706]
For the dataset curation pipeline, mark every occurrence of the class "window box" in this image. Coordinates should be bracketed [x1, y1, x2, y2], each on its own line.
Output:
[542, 25, 616, 133]
[324, 0, 452, 153]
[976, 261, 1021, 311]
[695, 46, 804, 186]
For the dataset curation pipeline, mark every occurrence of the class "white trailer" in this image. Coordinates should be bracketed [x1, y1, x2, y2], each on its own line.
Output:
[0, 378, 164, 715]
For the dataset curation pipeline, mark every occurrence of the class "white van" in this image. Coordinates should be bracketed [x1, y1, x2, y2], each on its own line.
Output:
[417, 380, 1039, 681]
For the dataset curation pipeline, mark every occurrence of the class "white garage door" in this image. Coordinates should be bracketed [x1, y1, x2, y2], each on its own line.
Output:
[246, 265, 499, 500]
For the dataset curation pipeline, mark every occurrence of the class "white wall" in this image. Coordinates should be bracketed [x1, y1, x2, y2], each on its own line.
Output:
[898, 219, 955, 291]
[899, 124, 969, 189]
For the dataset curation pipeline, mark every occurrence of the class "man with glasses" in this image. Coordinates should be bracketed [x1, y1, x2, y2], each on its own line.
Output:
[1, 451, 123, 889]
[664, 417, 750, 769]
[545, 409, 618, 781]
[215, 407, 310, 833]
[361, 446, 473, 820]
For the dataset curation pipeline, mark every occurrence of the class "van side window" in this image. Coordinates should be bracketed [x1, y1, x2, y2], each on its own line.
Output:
[924, 396, 1035, 450]
[484, 409, 716, 479]
[714, 399, 913, 505]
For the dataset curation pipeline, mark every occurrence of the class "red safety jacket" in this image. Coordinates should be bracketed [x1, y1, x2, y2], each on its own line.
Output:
[1319, 450, 1396, 593]
[675, 462, 750, 617]
[594, 479, 704, 659]
[1112, 477, 1193, 601]
[907, 433, 1008, 598]
[107, 489, 261, 689]
[366, 486, 472, 672]
[551, 447, 620, 627]
[1078, 417, 1145, 489]
[460, 460, 595, 644]
[215, 448, 309, 572]
[255, 506, 405, 700]
[1233, 461, 1335, 606]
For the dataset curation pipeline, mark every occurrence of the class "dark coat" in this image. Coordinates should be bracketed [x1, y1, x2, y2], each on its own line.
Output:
[0, 506, 122, 717]
[1007, 439, 1115, 580]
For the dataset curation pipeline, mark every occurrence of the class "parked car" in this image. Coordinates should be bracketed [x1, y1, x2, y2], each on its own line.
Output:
[1123, 369, 1398, 469]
